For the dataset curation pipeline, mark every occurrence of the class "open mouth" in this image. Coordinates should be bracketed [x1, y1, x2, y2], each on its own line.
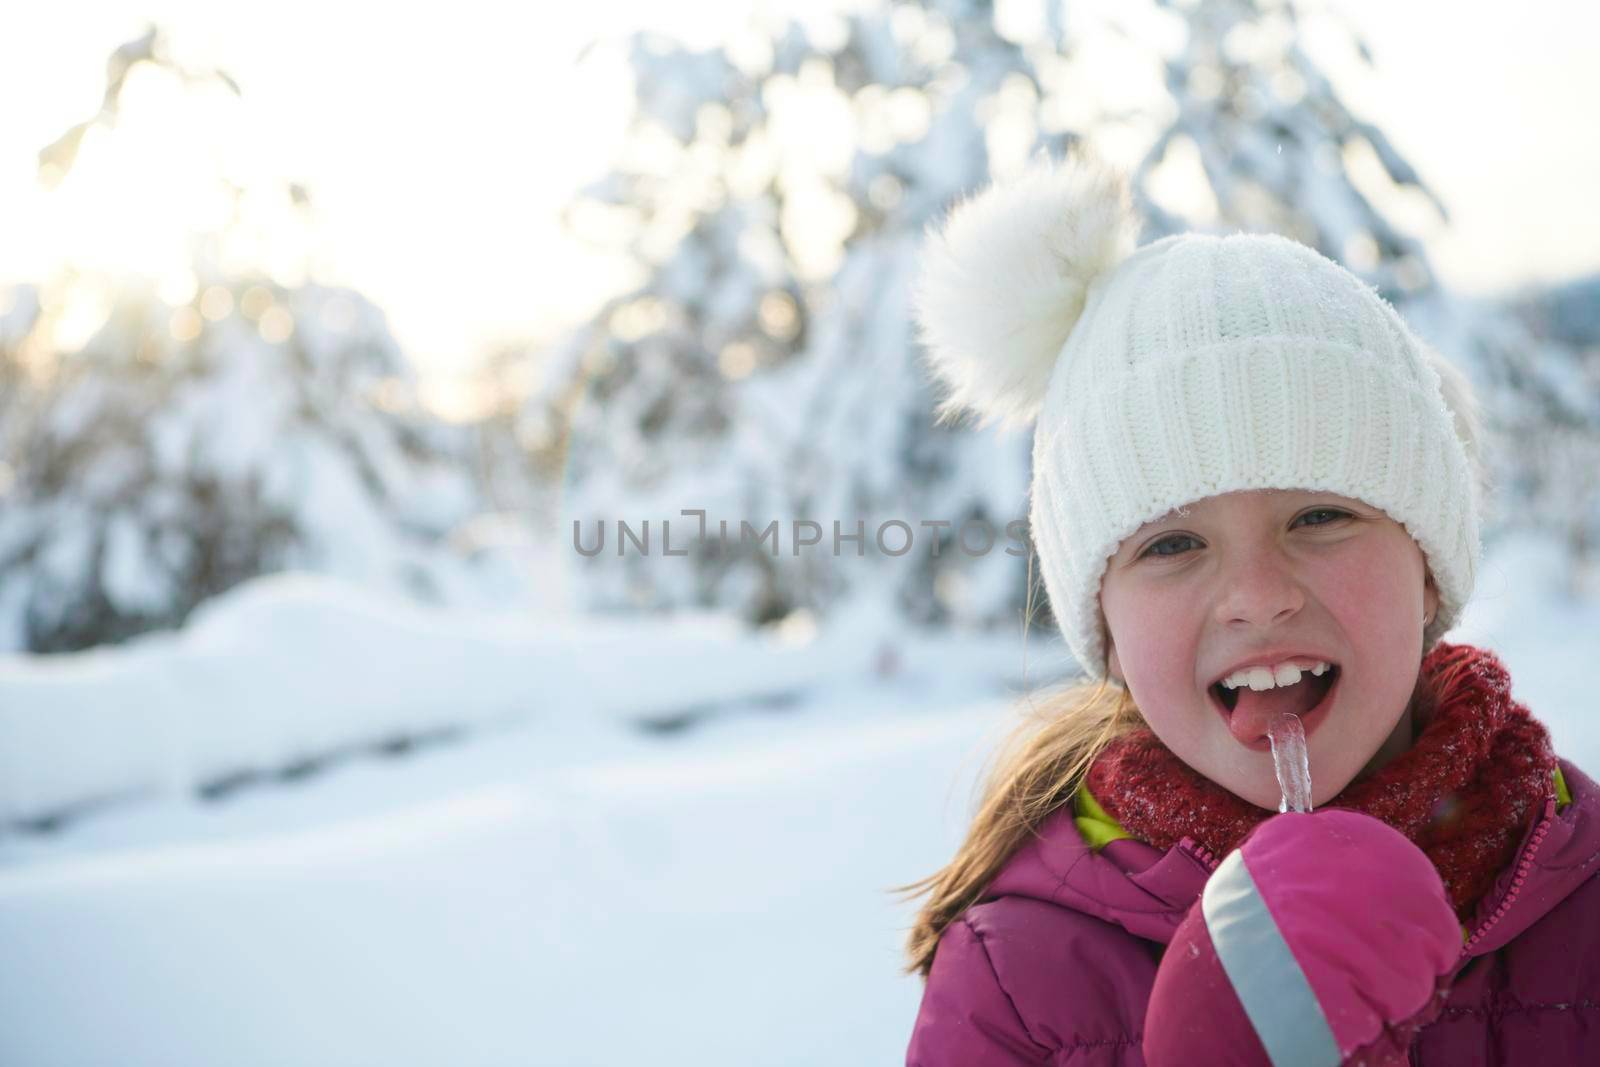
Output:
[1210, 664, 1341, 716]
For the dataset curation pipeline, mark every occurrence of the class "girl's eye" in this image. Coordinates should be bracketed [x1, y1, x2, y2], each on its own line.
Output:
[1295, 508, 1352, 528]
[1141, 533, 1201, 559]
[1139, 509, 1351, 560]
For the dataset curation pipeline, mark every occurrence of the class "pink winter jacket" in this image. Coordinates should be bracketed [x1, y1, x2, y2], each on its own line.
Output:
[906, 757, 1600, 1065]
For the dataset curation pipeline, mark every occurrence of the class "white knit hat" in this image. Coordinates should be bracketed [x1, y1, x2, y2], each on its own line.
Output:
[914, 154, 1482, 680]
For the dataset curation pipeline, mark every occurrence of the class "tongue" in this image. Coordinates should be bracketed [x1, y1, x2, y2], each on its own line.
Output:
[1228, 677, 1323, 743]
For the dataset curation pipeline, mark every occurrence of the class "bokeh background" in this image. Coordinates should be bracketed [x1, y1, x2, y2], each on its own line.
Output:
[1, 2, 1597, 1064]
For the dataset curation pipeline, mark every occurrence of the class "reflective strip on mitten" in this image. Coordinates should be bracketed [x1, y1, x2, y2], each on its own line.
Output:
[1203, 848, 1341, 1067]
[1144, 810, 1461, 1067]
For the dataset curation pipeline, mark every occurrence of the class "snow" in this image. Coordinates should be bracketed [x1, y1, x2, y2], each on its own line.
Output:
[0, 531, 1590, 1065]
[0, 705, 999, 1067]
[2, 572, 1019, 827]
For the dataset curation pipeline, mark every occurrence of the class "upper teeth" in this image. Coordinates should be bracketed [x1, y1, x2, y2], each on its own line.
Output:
[1220, 661, 1332, 691]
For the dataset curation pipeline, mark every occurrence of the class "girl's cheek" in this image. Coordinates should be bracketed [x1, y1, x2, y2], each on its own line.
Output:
[1320, 539, 1425, 636]
[1115, 588, 1202, 690]
[1114, 584, 1182, 645]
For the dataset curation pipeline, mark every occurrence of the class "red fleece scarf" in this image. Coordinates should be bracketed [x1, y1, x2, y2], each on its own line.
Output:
[1085, 642, 1557, 920]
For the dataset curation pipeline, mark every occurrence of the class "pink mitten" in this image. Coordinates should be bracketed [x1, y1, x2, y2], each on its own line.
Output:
[1144, 809, 1462, 1067]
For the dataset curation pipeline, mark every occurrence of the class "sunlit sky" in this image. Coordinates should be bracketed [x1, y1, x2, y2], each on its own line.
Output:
[5, 1, 1598, 414]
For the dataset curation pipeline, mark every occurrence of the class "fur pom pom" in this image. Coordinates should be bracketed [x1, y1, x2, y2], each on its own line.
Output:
[913, 153, 1140, 432]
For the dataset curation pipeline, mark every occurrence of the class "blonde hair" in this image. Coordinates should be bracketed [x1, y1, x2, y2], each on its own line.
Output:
[891, 674, 1143, 978]
[891, 561, 1147, 978]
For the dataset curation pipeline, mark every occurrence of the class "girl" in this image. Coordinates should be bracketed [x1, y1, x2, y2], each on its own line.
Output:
[898, 154, 1600, 1066]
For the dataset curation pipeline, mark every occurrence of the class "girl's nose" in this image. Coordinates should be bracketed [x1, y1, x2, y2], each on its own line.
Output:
[1212, 551, 1306, 629]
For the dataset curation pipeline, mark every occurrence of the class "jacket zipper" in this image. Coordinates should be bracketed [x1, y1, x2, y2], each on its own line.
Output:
[1460, 797, 1557, 957]
[1182, 839, 1221, 872]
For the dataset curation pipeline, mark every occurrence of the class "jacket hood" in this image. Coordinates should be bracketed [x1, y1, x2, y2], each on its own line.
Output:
[982, 757, 1600, 958]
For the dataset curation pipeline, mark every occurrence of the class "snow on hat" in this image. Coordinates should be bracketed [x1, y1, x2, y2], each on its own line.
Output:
[914, 151, 1482, 680]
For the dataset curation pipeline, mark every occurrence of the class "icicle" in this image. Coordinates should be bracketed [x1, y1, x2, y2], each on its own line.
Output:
[1268, 711, 1313, 813]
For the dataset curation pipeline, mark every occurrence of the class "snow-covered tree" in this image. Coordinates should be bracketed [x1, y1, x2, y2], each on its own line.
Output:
[1453, 277, 1600, 594]
[1134, 0, 1445, 301]
[0, 29, 501, 652]
[0, 275, 493, 652]
[542, 2, 1074, 630]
